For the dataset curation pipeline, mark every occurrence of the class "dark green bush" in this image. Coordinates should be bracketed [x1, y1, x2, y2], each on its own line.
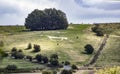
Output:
[33, 44, 41, 52]
[42, 56, 49, 63]
[96, 30, 104, 36]
[91, 25, 104, 36]
[6, 65, 17, 70]
[35, 54, 42, 62]
[15, 52, 24, 59]
[61, 70, 72, 74]
[71, 64, 78, 70]
[84, 44, 94, 54]
[18, 49, 23, 52]
[11, 47, 17, 52]
[50, 59, 59, 66]
[64, 61, 70, 65]
[26, 55, 32, 61]
[11, 49, 24, 59]
[27, 43, 32, 49]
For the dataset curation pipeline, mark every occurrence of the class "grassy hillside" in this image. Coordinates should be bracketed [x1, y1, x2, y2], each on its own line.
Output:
[0, 24, 120, 69]
[93, 23, 120, 66]
[0, 24, 104, 69]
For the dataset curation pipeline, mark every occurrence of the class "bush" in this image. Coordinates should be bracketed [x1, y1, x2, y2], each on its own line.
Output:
[71, 64, 78, 70]
[50, 59, 59, 66]
[84, 44, 94, 54]
[35, 54, 42, 62]
[91, 25, 104, 36]
[6, 65, 17, 70]
[11, 47, 17, 52]
[61, 70, 72, 74]
[15, 52, 24, 59]
[64, 61, 70, 65]
[50, 54, 58, 59]
[18, 49, 23, 52]
[26, 55, 32, 61]
[33, 44, 41, 52]
[42, 56, 49, 63]
[27, 43, 32, 49]
[96, 30, 104, 36]
[0, 41, 4, 47]
[11, 50, 24, 59]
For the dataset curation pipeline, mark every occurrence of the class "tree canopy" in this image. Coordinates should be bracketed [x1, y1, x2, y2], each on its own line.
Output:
[25, 8, 68, 30]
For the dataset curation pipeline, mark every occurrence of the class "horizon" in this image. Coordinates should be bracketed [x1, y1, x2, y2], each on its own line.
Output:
[0, 0, 120, 25]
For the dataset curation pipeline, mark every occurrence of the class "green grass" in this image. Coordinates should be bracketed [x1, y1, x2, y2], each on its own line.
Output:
[1, 57, 45, 69]
[95, 34, 120, 66]
[2, 24, 120, 69]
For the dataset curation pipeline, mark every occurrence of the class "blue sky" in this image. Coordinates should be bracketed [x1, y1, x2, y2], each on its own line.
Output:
[0, 0, 120, 25]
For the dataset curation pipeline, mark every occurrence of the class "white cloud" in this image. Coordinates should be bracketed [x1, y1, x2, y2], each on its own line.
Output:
[0, 0, 120, 25]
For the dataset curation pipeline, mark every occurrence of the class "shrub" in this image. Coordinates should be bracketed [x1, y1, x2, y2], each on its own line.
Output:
[27, 43, 32, 49]
[42, 56, 49, 63]
[71, 64, 78, 70]
[61, 70, 72, 74]
[64, 61, 70, 65]
[91, 25, 104, 36]
[0, 41, 4, 47]
[11, 47, 17, 52]
[18, 49, 23, 52]
[11, 51, 17, 58]
[96, 30, 104, 36]
[11, 50, 24, 59]
[26, 55, 32, 61]
[50, 59, 59, 66]
[15, 52, 24, 59]
[33, 44, 41, 52]
[50, 54, 58, 59]
[35, 54, 42, 62]
[84, 44, 94, 54]
[6, 65, 17, 70]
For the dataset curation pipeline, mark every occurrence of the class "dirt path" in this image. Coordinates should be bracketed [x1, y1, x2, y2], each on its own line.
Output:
[85, 35, 109, 66]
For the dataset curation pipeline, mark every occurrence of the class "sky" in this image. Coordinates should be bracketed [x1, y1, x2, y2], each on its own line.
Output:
[0, 0, 120, 25]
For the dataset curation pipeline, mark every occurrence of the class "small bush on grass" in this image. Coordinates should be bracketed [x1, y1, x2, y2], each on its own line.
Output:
[50, 59, 59, 66]
[6, 65, 17, 71]
[84, 44, 94, 54]
[11, 47, 17, 52]
[33, 44, 41, 52]
[27, 43, 32, 49]
[64, 61, 70, 65]
[35, 54, 42, 62]
[91, 25, 104, 36]
[61, 70, 72, 74]
[42, 56, 49, 63]
[26, 55, 32, 61]
[18, 49, 23, 52]
[71, 64, 78, 70]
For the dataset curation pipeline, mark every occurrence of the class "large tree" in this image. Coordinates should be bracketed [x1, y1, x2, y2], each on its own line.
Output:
[25, 8, 68, 30]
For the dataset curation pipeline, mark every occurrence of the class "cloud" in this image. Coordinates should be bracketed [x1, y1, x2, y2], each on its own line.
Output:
[0, 0, 120, 25]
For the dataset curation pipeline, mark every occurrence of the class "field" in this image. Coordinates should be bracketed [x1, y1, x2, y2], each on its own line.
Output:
[0, 24, 120, 70]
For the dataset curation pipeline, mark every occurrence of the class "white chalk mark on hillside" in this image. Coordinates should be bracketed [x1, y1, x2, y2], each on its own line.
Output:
[47, 36, 68, 41]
